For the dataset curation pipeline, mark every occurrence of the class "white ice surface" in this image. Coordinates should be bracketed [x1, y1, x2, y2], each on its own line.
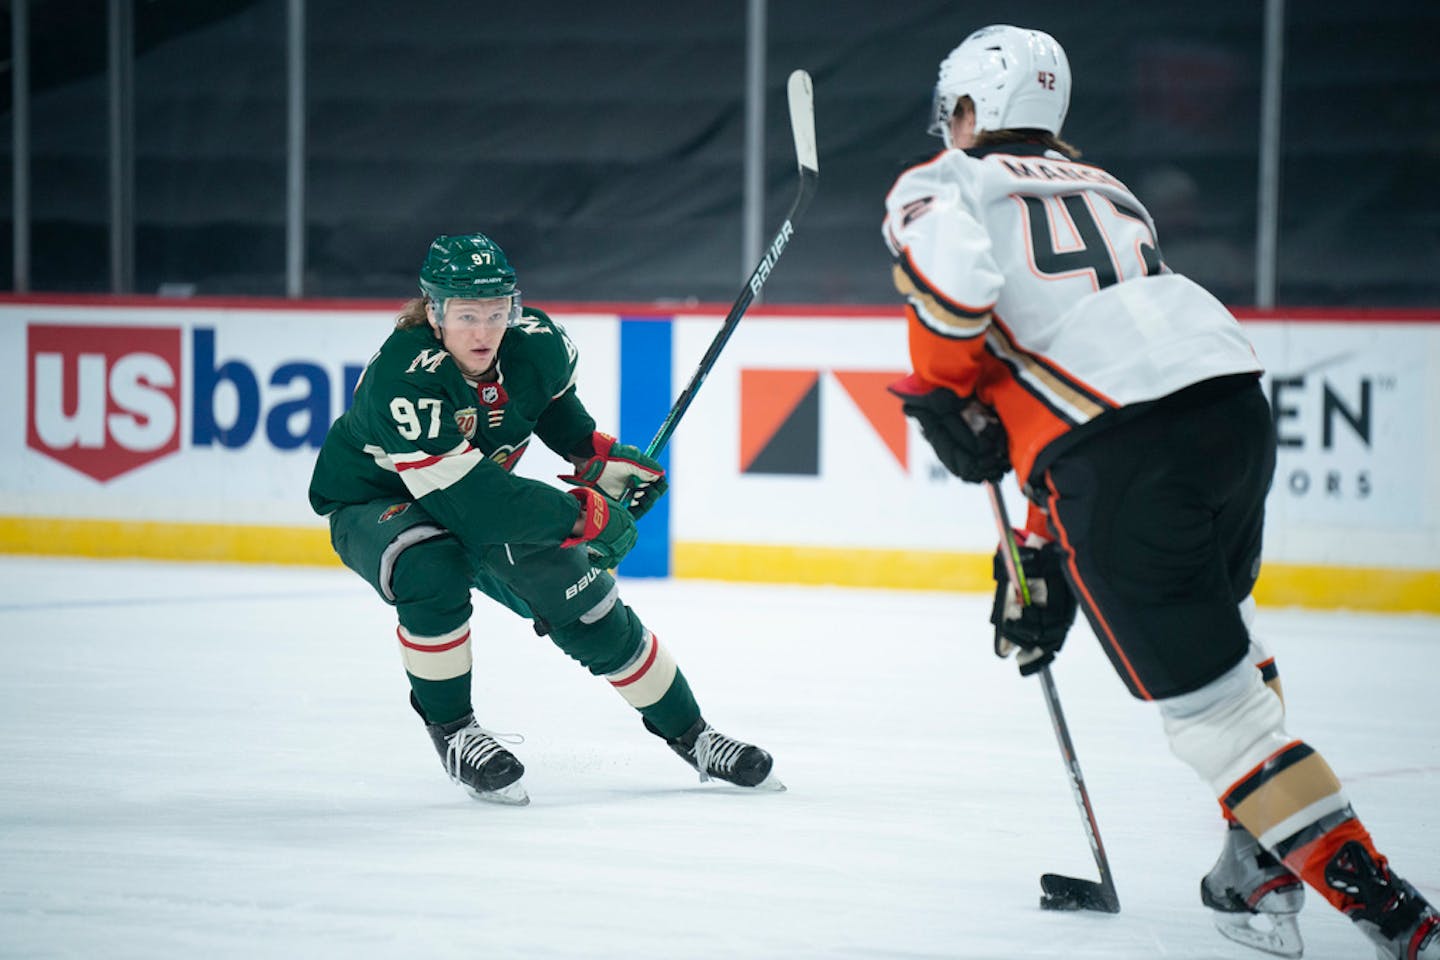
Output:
[1, 557, 1436, 960]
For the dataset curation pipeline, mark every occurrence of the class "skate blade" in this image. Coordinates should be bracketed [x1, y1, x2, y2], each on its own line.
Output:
[466, 780, 530, 806]
[749, 772, 786, 792]
[702, 772, 787, 792]
[1212, 910, 1303, 958]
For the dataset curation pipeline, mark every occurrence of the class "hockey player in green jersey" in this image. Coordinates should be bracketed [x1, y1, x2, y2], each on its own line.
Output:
[309, 232, 779, 805]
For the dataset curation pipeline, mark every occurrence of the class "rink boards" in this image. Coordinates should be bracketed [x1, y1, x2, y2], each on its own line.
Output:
[1, 296, 1436, 613]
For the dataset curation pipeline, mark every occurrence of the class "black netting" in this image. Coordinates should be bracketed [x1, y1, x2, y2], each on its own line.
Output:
[1, 0, 1436, 305]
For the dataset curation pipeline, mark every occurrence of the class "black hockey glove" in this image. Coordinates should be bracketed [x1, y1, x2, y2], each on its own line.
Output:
[990, 539, 1077, 677]
[888, 376, 1009, 484]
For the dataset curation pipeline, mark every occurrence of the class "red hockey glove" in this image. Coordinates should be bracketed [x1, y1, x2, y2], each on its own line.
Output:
[991, 533, 1077, 677]
[559, 431, 668, 519]
[561, 486, 638, 568]
[888, 375, 1009, 484]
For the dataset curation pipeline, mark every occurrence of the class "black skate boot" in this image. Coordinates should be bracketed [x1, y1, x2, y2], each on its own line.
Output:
[644, 716, 783, 791]
[1325, 840, 1440, 960]
[412, 693, 528, 806]
[1201, 822, 1305, 957]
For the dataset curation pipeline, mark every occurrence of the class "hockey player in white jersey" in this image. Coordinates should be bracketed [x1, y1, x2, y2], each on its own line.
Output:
[884, 25, 1437, 960]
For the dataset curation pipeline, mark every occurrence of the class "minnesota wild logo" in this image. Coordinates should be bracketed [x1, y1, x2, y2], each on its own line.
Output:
[488, 440, 528, 472]
[378, 503, 411, 522]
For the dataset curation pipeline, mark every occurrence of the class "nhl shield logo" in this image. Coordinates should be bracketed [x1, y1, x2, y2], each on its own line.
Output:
[454, 407, 478, 439]
[476, 381, 508, 428]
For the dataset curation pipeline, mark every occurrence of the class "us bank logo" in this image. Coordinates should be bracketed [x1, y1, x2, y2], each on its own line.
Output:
[27, 324, 183, 482]
[26, 321, 363, 484]
[739, 368, 907, 475]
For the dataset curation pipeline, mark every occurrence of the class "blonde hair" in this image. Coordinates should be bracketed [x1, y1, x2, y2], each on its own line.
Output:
[395, 296, 430, 330]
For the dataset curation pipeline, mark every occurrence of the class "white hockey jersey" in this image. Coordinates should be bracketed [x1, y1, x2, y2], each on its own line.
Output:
[883, 142, 1261, 484]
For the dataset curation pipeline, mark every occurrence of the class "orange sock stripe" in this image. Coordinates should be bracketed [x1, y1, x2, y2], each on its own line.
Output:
[1282, 818, 1378, 911]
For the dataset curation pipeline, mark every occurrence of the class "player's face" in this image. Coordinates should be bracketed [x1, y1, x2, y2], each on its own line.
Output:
[434, 297, 511, 377]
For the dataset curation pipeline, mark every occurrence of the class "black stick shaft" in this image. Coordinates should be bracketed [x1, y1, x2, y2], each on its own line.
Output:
[984, 482, 1119, 912]
[1037, 663, 1119, 909]
[640, 69, 816, 461]
[644, 169, 816, 460]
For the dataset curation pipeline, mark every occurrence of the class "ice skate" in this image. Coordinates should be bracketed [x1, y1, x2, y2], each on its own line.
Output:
[414, 694, 528, 806]
[1201, 822, 1305, 957]
[1324, 840, 1440, 960]
[644, 717, 784, 791]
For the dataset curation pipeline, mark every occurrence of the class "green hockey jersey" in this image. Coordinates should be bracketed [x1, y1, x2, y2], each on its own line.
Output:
[308, 307, 597, 548]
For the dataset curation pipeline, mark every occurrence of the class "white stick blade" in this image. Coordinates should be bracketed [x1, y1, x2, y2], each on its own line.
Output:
[787, 69, 818, 174]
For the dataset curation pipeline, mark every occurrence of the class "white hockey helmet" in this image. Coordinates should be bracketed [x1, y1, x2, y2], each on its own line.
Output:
[929, 25, 1071, 147]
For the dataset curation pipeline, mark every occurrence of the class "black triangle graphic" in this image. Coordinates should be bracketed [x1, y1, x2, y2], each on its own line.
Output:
[745, 380, 820, 475]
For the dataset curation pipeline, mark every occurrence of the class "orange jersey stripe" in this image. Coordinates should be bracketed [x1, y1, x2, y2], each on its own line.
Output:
[905, 309, 1119, 483]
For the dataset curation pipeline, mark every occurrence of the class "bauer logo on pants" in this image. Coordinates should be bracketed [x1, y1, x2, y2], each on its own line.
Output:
[27, 324, 184, 483]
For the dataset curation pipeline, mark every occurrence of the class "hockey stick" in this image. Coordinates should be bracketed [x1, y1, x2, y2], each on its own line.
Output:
[985, 481, 1121, 914]
[640, 69, 818, 462]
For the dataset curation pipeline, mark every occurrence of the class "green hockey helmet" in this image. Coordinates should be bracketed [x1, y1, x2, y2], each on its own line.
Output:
[419, 233, 522, 326]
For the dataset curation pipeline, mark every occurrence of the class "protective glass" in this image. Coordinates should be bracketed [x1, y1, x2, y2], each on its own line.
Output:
[443, 294, 523, 329]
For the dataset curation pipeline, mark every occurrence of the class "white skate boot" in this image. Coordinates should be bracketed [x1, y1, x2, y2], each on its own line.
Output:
[1201, 822, 1306, 957]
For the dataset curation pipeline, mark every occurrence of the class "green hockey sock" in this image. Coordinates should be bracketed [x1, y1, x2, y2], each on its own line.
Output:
[407, 672, 472, 727]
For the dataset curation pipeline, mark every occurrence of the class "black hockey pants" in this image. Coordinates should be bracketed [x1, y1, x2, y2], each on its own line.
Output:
[1037, 375, 1276, 701]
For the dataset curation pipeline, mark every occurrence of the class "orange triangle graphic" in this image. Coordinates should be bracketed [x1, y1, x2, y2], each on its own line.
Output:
[833, 370, 909, 468]
[739, 369, 820, 472]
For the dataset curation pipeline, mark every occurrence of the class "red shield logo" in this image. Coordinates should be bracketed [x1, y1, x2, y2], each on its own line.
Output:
[477, 382, 507, 408]
[27, 324, 183, 482]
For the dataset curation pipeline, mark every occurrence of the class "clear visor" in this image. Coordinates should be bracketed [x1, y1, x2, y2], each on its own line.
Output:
[440, 293, 523, 330]
[927, 85, 950, 139]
